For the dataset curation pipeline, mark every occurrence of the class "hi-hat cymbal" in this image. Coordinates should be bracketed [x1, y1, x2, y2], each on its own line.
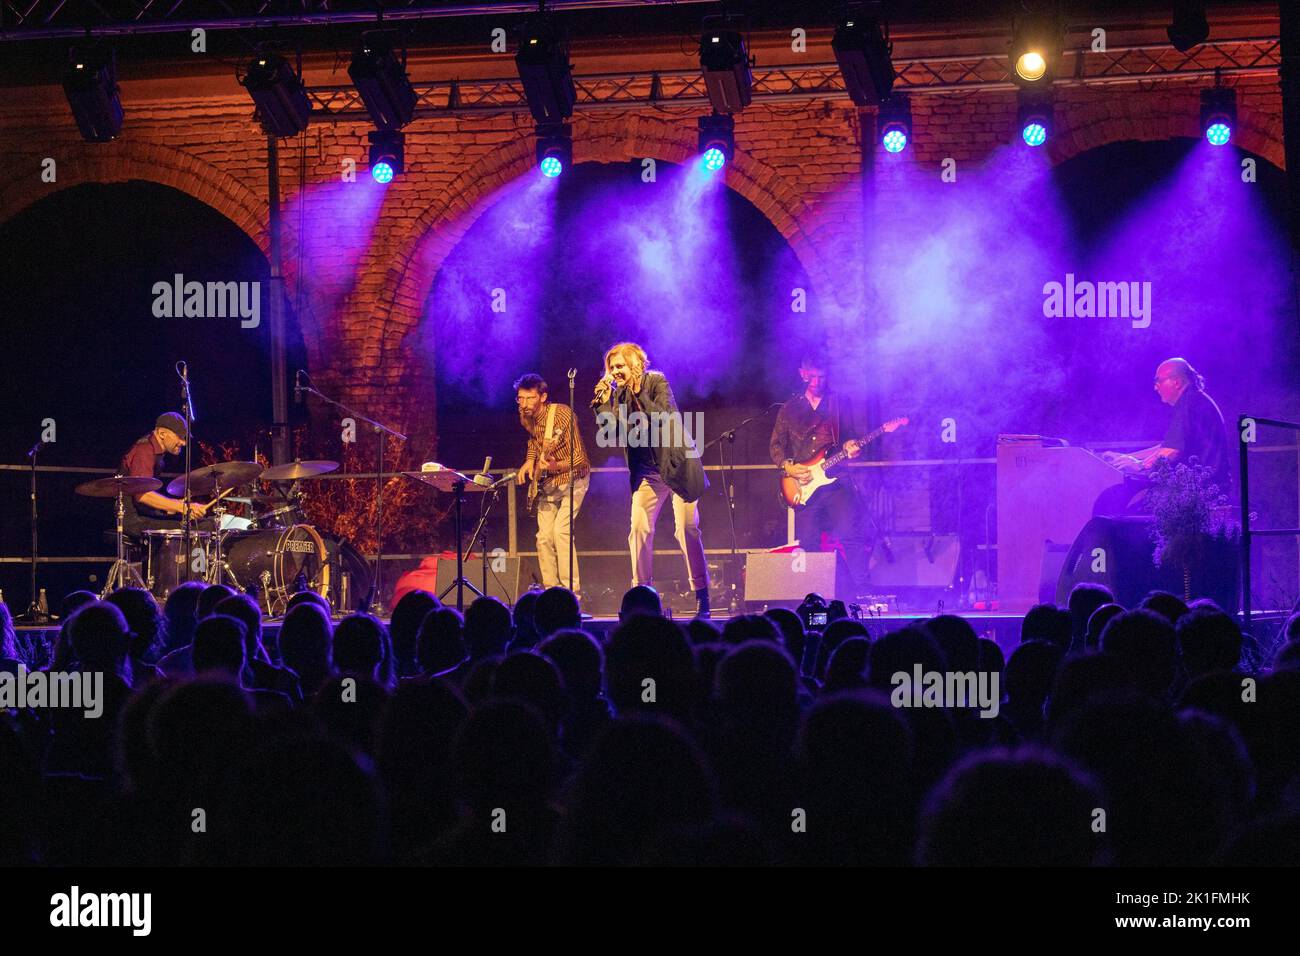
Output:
[260, 460, 339, 482]
[75, 475, 162, 498]
[165, 461, 263, 497]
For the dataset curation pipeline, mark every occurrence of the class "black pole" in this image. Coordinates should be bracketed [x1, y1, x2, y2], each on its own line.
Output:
[1239, 414, 1251, 628]
[27, 445, 38, 612]
[16, 440, 49, 623]
[180, 365, 194, 583]
[568, 368, 577, 592]
[718, 431, 740, 613]
[266, 134, 291, 466]
[372, 428, 385, 614]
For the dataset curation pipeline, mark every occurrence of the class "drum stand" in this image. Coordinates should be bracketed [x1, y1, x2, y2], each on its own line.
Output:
[102, 483, 147, 597]
[206, 476, 244, 590]
[437, 477, 483, 612]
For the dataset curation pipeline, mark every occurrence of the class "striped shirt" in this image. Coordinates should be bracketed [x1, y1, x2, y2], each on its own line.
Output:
[523, 402, 590, 488]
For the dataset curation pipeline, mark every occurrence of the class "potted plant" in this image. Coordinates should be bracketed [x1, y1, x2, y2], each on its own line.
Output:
[1146, 458, 1237, 602]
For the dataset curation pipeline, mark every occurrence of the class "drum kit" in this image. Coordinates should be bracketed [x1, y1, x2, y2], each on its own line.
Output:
[75, 459, 362, 616]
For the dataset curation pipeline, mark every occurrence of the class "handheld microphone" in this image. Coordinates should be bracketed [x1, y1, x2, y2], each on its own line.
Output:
[590, 373, 616, 409]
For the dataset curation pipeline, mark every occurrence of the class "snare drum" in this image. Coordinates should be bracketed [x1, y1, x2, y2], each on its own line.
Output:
[142, 529, 214, 601]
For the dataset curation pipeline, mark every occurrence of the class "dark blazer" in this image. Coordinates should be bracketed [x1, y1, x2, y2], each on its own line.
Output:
[594, 369, 708, 503]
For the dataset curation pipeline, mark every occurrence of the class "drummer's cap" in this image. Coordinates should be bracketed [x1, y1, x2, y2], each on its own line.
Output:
[155, 412, 189, 442]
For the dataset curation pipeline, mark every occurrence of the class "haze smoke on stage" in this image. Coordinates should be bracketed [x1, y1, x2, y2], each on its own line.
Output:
[283, 178, 387, 338]
[426, 160, 803, 405]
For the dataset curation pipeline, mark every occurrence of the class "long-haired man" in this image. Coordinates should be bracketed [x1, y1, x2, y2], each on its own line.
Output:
[592, 342, 711, 617]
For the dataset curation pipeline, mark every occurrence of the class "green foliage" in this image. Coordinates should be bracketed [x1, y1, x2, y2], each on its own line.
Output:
[1147, 457, 1234, 569]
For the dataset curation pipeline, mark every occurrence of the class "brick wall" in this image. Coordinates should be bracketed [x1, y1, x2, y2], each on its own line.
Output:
[0, 10, 1285, 460]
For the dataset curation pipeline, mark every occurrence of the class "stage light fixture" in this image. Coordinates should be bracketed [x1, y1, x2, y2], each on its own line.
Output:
[1200, 85, 1236, 146]
[832, 10, 895, 107]
[1017, 91, 1053, 147]
[368, 129, 404, 183]
[62, 48, 124, 142]
[878, 94, 911, 153]
[697, 113, 735, 171]
[1168, 1, 1210, 53]
[700, 26, 752, 113]
[239, 54, 312, 137]
[535, 123, 572, 177]
[516, 17, 576, 124]
[349, 40, 416, 130]
[1009, 11, 1061, 86]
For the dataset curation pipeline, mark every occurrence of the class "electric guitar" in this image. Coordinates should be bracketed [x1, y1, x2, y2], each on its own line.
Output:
[779, 417, 908, 508]
[525, 406, 559, 516]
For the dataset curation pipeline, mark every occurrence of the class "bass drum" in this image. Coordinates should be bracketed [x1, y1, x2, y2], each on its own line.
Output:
[225, 524, 330, 617]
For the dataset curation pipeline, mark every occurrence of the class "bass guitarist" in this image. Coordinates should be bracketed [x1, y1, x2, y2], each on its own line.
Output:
[769, 353, 878, 594]
[514, 373, 590, 596]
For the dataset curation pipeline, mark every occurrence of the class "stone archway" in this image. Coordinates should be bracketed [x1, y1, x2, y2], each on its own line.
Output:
[358, 110, 845, 444]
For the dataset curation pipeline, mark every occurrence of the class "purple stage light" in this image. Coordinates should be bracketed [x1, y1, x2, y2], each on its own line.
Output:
[882, 126, 908, 153]
[371, 161, 395, 183]
[540, 155, 563, 177]
[1205, 122, 1231, 146]
[702, 147, 726, 171]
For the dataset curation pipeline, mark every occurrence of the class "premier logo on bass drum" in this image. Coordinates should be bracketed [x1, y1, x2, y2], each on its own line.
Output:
[282, 539, 318, 553]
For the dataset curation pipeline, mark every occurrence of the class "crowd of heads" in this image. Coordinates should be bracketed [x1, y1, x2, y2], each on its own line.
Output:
[2, 578, 1299, 866]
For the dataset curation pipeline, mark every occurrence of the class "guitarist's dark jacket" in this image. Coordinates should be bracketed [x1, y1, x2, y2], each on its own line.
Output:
[769, 390, 872, 466]
[594, 369, 708, 504]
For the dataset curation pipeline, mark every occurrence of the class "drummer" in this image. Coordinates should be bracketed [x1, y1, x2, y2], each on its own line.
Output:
[119, 412, 208, 535]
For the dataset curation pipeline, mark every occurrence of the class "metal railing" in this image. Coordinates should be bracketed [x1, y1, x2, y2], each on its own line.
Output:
[1238, 416, 1300, 629]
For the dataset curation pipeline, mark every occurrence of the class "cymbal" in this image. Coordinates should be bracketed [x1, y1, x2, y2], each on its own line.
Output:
[75, 475, 162, 498]
[165, 461, 263, 497]
[260, 460, 339, 482]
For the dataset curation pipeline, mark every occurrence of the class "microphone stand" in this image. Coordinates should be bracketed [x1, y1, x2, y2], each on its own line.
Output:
[567, 367, 577, 593]
[15, 437, 49, 624]
[299, 376, 406, 615]
[179, 362, 195, 584]
[703, 403, 781, 613]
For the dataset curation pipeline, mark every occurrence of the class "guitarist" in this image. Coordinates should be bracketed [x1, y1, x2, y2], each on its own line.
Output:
[769, 354, 874, 593]
[514, 373, 590, 595]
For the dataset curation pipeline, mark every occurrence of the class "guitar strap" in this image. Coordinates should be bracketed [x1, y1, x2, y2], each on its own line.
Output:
[543, 403, 557, 445]
[540, 404, 558, 484]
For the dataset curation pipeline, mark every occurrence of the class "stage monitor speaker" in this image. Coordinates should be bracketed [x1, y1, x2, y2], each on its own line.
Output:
[744, 551, 851, 606]
[435, 555, 525, 606]
[869, 534, 960, 588]
[1054, 516, 1240, 612]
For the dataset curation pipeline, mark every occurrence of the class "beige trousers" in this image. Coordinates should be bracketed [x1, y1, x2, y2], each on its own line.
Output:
[629, 475, 709, 592]
[535, 474, 589, 592]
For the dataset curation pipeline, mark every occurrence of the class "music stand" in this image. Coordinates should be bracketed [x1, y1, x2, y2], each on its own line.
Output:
[402, 467, 489, 612]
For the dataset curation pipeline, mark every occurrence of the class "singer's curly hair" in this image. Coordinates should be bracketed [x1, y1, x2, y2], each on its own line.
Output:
[603, 342, 648, 377]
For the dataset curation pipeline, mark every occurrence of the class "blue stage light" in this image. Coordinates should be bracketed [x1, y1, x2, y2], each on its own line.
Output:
[881, 126, 908, 152]
[1022, 122, 1047, 147]
[702, 146, 727, 171]
[540, 155, 563, 177]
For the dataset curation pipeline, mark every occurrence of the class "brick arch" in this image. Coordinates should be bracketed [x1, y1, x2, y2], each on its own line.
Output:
[371, 110, 835, 417]
[0, 138, 268, 253]
[1046, 85, 1286, 171]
